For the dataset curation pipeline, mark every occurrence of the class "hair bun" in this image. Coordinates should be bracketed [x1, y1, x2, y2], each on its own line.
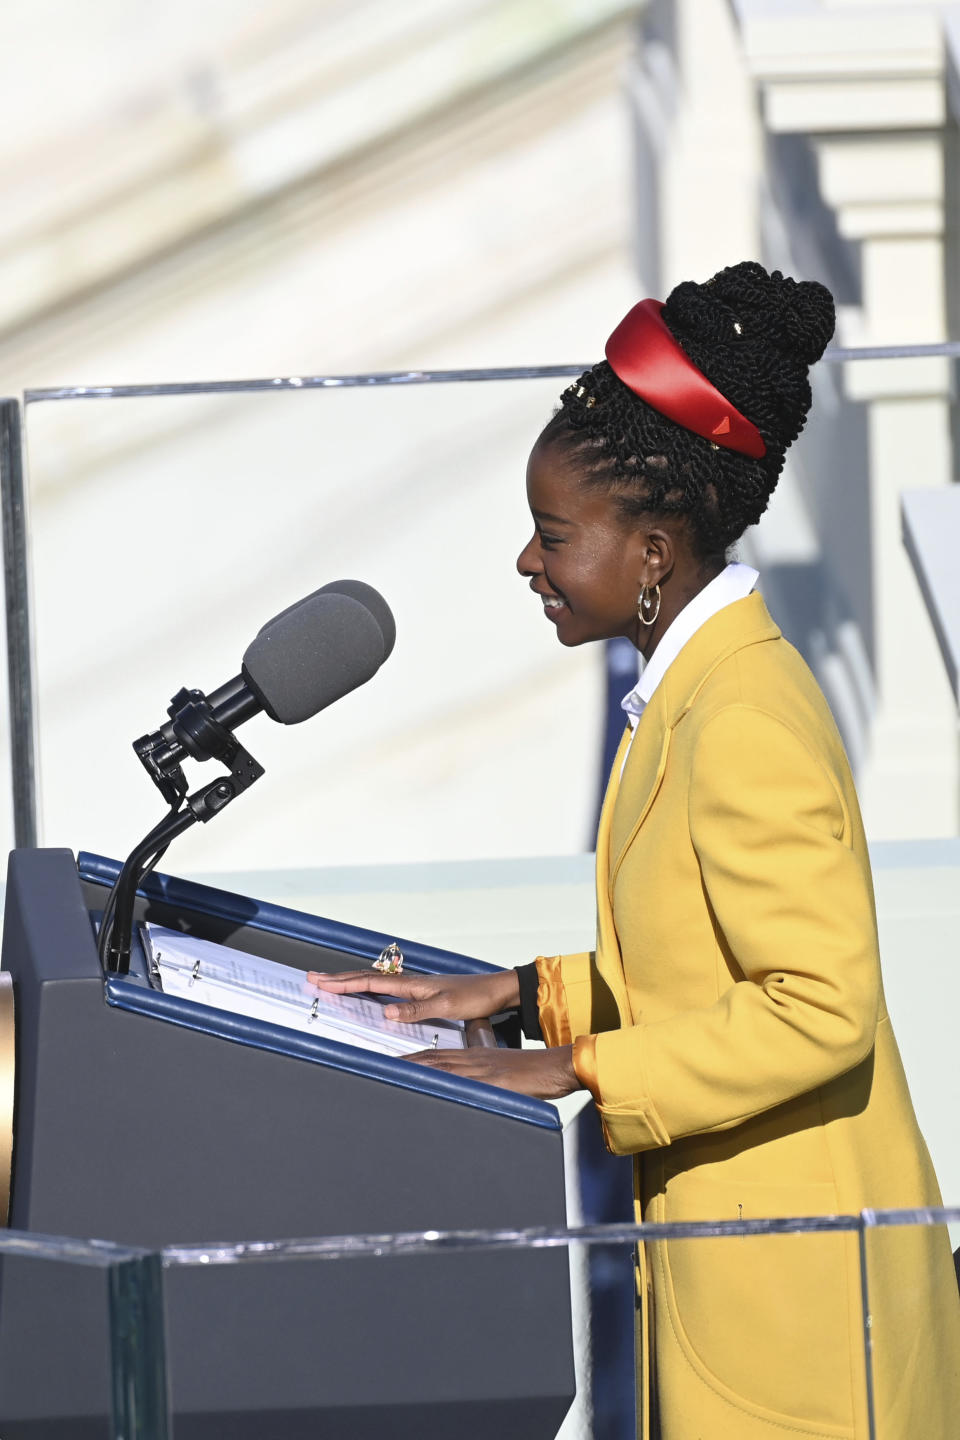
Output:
[660, 260, 835, 458]
[767, 271, 835, 367]
[663, 261, 835, 368]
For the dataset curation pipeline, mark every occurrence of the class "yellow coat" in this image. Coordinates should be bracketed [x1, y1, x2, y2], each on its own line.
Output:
[536, 592, 960, 1440]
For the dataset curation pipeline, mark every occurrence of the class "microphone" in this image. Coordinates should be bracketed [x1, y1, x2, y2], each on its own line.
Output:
[138, 583, 394, 777]
[104, 581, 395, 972]
[258, 578, 396, 662]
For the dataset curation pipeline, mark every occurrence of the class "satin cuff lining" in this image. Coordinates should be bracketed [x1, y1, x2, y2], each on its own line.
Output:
[572, 1032, 600, 1099]
[534, 955, 572, 1049]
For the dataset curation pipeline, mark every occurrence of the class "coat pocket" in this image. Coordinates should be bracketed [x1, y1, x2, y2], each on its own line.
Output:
[655, 1170, 858, 1435]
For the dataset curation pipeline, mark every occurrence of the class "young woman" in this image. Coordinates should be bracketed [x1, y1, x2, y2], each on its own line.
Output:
[311, 262, 960, 1439]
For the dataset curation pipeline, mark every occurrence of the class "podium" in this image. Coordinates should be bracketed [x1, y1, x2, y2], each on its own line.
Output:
[0, 847, 609, 1439]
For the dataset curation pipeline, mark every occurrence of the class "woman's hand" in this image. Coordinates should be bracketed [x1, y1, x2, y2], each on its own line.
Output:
[307, 966, 582, 1098]
[306, 965, 521, 1024]
[402, 1043, 581, 1100]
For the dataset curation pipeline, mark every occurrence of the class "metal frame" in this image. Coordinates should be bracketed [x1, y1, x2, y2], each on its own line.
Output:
[3, 341, 958, 851]
[0, 398, 36, 849]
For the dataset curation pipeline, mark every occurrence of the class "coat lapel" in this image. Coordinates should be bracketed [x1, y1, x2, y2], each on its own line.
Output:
[606, 593, 781, 894]
[608, 684, 672, 894]
[592, 726, 636, 1021]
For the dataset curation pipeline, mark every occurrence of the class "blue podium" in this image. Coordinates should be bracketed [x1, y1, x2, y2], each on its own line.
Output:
[0, 847, 628, 1439]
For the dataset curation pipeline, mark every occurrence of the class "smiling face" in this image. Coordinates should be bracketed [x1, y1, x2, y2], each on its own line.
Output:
[516, 437, 653, 648]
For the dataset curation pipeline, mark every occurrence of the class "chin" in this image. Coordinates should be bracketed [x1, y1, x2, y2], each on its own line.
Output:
[555, 627, 594, 648]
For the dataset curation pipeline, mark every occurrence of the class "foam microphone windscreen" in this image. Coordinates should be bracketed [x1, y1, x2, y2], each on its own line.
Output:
[241, 592, 387, 724]
[317, 579, 396, 661]
[258, 579, 396, 661]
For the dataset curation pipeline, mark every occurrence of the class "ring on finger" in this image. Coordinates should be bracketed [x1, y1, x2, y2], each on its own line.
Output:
[372, 941, 404, 975]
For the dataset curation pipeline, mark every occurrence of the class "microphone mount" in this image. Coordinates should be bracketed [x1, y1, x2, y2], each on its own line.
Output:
[133, 681, 261, 808]
[100, 686, 266, 975]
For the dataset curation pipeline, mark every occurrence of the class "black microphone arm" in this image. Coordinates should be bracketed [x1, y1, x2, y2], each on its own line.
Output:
[98, 582, 394, 974]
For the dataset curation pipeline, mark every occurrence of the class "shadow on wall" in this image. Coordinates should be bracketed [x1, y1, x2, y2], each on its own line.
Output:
[761, 556, 871, 779]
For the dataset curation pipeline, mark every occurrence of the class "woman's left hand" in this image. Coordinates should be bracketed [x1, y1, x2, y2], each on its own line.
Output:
[404, 1042, 581, 1100]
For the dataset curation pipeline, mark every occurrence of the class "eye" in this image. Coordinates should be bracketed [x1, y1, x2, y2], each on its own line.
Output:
[538, 530, 563, 550]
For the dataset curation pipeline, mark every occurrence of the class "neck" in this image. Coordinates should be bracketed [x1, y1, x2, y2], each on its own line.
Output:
[634, 561, 725, 658]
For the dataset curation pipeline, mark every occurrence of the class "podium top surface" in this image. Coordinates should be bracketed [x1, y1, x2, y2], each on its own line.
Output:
[77, 851, 563, 1132]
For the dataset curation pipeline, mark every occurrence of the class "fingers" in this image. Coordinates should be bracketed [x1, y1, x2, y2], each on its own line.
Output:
[306, 970, 450, 1024]
[381, 998, 436, 1023]
[401, 1045, 580, 1100]
[404, 1050, 480, 1073]
[307, 970, 425, 997]
[403, 1049, 501, 1081]
[404, 1049, 472, 1067]
[405, 1051, 523, 1095]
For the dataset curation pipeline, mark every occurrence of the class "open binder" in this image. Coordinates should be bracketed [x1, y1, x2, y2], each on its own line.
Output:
[143, 923, 467, 1056]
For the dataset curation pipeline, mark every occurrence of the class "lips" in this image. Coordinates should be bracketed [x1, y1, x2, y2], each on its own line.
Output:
[534, 588, 568, 624]
[531, 581, 567, 608]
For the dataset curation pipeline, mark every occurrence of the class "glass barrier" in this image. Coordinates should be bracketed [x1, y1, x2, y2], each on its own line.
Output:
[0, 1196, 954, 1434]
[2, 341, 959, 880]
[1, 351, 957, 1440]
[148, 1203, 954, 1440]
[5, 372, 617, 880]
[0, 1228, 168, 1439]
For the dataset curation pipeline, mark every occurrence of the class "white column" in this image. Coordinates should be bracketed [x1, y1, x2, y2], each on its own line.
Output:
[628, 0, 762, 294]
[743, 1, 960, 837]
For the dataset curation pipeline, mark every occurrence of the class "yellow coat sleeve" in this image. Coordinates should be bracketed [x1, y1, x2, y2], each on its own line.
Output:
[574, 706, 882, 1156]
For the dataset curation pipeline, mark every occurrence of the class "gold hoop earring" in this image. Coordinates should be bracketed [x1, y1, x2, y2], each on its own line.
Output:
[638, 583, 661, 627]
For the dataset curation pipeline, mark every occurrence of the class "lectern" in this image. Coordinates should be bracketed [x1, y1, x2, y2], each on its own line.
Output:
[0, 847, 617, 1439]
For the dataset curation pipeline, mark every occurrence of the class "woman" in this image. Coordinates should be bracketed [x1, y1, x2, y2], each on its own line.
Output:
[311, 261, 960, 1438]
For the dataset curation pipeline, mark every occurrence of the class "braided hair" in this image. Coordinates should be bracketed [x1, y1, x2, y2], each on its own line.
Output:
[541, 261, 836, 565]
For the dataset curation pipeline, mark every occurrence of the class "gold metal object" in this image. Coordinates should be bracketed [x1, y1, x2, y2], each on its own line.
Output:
[638, 583, 662, 627]
[373, 942, 404, 975]
[0, 973, 15, 1225]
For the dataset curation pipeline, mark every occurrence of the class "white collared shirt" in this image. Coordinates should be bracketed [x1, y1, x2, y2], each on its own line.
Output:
[619, 562, 759, 763]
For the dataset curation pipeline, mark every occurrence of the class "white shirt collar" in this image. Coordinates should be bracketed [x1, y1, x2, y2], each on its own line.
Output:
[621, 562, 759, 730]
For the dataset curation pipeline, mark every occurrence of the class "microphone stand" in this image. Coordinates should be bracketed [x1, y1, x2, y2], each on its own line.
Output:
[98, 689, 265, 975]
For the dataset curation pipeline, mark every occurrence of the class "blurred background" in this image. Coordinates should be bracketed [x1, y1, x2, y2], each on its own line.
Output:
[1, 0, 959, 876]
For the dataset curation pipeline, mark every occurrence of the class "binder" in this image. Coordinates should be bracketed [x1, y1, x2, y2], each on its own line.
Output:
[141, 921, 471, 1054]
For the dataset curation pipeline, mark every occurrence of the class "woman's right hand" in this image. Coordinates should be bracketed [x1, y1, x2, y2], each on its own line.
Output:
[306, 965, 520, 1024]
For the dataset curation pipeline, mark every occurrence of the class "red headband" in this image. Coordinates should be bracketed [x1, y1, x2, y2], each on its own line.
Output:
[604, 299, 766, 460]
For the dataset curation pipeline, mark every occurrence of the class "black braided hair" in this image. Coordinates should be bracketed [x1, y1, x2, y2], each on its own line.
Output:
[541, 261, 836, 564]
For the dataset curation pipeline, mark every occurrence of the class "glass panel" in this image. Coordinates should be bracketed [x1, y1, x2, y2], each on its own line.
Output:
[22, 378, 605, 877]
[0, 1230, 168, 1440]
[158, 1207, 960, 1440]
[0, 1207, 953, 1437]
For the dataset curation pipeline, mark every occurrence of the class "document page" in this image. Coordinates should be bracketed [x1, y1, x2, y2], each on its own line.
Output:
[144, 925, 465, 1057]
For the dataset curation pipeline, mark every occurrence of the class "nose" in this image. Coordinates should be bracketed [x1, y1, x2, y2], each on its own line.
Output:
[517, 532, 541, 577]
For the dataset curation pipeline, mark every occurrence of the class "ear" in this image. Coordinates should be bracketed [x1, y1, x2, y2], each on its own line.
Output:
[632, 525, 677, 589]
